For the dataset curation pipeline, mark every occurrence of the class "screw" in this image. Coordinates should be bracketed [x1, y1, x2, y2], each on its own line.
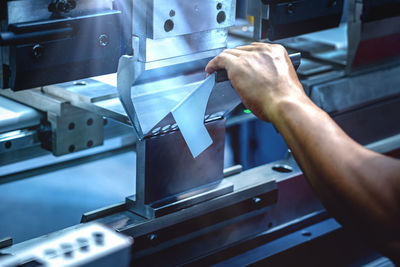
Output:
[32, 44, 44, 59]
[252, 197, 262, 208]
[216, 3, 222, 10]
[148, 233, 160, 247]
[98, 34, 109, 47]
[148, 233, 157, 241]
[287, 3, 295, 15]
[169, 9, 175, 17]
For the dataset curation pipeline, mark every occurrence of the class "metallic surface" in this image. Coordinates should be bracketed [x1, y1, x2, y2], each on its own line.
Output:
[310, 65, 400, 113]
[116, 55, 241, 139]
[171, 73, 215, 158]
[347, 0, 400, 72]
[0, 96, 41, 133]
[6, 0, 113, 24]
[333, 94, 400, 146]
[132, 0, 235, 62]
[87, 159, 325, 266]
[0, 129, 38, 153]
[146, 0, 235, 39]
[212, 218, 341, 266]
[0, 1, 399, 266]
[247, 0, 344, 41]
[0, 88, 104, 156]
[0, 222, 132, 267]
[1, 4, 122, 90]
[129, 119, 228, 218]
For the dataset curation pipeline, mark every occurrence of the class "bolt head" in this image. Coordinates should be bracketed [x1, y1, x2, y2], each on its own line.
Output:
[252, 197, 262, 205]
[32, 44, 44, 59]
[99, 34, 109, 47]
[287, 4, 295, 15]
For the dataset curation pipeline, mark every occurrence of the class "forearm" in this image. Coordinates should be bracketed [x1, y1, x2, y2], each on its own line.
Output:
[206, 42, 400, 261]
[270, 96, 400, 245]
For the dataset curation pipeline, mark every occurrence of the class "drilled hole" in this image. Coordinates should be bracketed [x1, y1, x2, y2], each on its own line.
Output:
[217, 11, 226, 24]
[87, 140, 93, 147]
[5, 141, 12, 149]
[73, 81, 87, 86]
[87, 118, 93, 126]
[272, 164, 293, 173]
[164, 19, 174, 32]
[68, 122, 75, 130]
[69, 145, 75, 153]
[302, 231, 312, 237]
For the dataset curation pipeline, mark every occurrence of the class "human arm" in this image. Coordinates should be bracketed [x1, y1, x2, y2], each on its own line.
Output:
[205, 43, 400, 261]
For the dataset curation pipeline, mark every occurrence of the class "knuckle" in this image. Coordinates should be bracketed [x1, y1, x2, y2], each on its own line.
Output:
[273, 44, 287, 55]
[215, 54, 223, 62]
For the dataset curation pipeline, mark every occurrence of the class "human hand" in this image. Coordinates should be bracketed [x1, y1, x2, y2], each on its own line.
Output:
[205, 43, 306, 123]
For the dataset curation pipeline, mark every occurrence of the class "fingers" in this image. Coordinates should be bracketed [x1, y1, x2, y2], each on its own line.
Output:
[205, 51, 238, 74]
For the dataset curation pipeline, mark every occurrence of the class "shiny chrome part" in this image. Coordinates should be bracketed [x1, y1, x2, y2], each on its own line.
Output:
[0, 96, 41, 133]
[0, 129, 38, 153]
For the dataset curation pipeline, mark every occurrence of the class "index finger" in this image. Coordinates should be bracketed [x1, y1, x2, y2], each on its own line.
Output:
[205, 51, 238, 74]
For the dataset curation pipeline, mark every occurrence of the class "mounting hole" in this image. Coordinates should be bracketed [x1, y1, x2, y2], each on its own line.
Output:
[69, 145, 75, 153]
[169, 9, 175, 17]
[68, 122, 75, 130]
[5, 141, 12, 149]
[217, 11, 226, 24]
[216, 2, 222, 10]
[87, 140, 93, 147]
[103, 118, 108, 125]
[268, 222, 273, 228]
[164, 19, 174, 32]
[272, 164, 293, 173]
[87, 118, 93, 126]
[73, 81, 87, 86]
[302, 230, 312, 237]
